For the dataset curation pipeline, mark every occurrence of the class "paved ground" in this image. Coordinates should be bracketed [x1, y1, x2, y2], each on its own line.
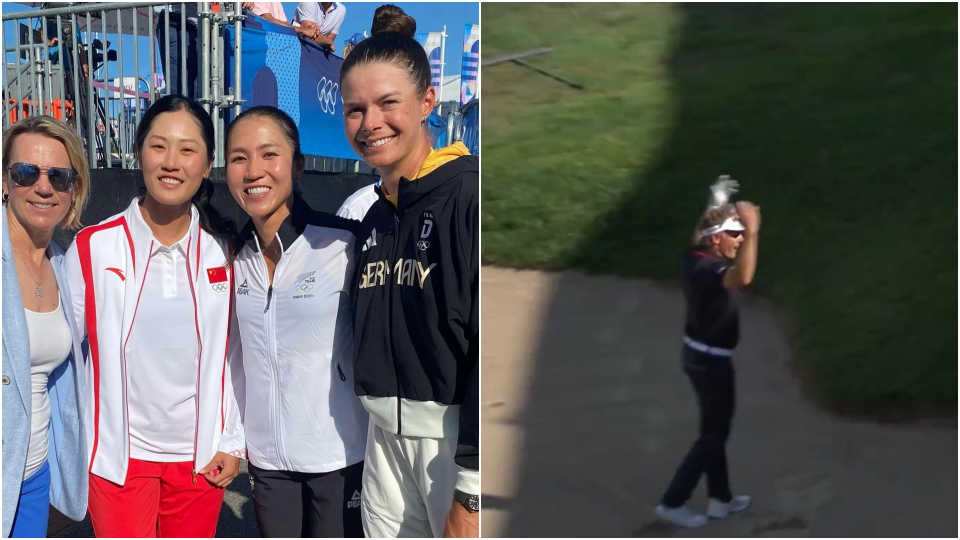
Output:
[481, 267, 956, 537]
[50, 461, 258, 537]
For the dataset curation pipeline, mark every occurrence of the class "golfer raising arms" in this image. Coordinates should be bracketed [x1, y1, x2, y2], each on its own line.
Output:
[656, 178, 761, 528]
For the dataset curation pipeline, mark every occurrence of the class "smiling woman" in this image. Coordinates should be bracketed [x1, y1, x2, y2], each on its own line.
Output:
[222, 105, 369, 537]
[2, 115, 90, 539]
[63, 95, 246, 539]
[338, 31, 480, 539]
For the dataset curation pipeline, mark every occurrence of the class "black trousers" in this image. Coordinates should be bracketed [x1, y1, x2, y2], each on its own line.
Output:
[661, 348, 735, 507]
[248, 461, 364, 538]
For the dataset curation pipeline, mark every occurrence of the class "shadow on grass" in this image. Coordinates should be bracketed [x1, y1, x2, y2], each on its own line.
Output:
[499, 3, 956, 537]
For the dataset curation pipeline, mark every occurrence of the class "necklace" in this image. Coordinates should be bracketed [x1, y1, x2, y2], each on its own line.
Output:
[12, 243, 45, 297]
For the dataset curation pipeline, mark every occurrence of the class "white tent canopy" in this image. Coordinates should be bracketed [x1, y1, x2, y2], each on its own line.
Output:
[441, 74, 460, 105]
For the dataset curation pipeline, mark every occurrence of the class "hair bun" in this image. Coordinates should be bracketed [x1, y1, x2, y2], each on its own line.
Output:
[371, 4, 416, 38]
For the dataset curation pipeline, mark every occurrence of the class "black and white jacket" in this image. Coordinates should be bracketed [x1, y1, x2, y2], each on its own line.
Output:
[232, 195, 368, 473]
[353, 155, 479, 494]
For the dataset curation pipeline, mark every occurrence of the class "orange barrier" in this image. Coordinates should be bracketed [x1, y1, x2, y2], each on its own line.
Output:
[8, 98, 75, 123]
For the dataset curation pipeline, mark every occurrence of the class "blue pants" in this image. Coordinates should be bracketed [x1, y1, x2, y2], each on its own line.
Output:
[11, 461, 51, 538]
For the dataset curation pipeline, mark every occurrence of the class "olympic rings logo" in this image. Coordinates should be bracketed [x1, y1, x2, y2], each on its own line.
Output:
[211, 283, 228, 293]
[296, 283, 314, 293]
[317, 77, 340, 115]
[417, 240, 430, 251]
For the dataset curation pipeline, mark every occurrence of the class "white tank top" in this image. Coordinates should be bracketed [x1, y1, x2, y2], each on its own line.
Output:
[24, 295, 72, 479]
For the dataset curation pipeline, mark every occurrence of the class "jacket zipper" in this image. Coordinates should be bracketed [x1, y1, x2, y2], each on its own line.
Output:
[258, 245, 286, 470]
[337, 363, 346, 382]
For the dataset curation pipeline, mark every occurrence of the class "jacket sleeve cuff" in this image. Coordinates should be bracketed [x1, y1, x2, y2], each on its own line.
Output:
[218, 432, 246, 459]
[225, 448, 247, 459]
[454, 466, 479, 496]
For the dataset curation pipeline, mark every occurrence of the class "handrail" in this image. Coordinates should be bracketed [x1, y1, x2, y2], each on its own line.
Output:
[1, 2, 171, 21]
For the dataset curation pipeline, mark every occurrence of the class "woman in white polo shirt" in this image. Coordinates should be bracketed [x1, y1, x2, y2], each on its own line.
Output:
[65, 95, 245, 537]
[224, 106, 368, 538]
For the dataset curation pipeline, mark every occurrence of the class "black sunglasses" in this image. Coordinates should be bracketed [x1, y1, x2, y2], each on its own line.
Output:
[6, 162, 78, 192]
[722, 229, 744, 239]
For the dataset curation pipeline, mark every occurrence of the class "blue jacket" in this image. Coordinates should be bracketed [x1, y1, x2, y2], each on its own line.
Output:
[2, 207, 87, 537]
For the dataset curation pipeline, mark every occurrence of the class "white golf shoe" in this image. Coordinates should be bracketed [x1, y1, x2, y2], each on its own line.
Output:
[706, 495, 752, 519]
[655, 504, 708, 528]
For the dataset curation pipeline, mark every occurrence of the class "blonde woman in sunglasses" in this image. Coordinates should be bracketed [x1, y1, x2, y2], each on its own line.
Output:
[2, 115, 91, 538]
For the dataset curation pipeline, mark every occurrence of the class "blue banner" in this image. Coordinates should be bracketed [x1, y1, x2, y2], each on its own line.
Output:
[415, 32, 444, 97]
[225, 17, 357, 160]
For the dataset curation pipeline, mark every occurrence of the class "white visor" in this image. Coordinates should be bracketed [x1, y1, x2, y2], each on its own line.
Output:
[699, 217, 745, 238]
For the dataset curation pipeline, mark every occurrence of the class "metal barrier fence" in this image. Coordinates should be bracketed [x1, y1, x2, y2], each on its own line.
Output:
[2, 2, 246, 169]
[2, 3, 472, 173]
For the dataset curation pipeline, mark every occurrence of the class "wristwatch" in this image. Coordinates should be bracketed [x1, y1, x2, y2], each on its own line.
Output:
[454, 489, 480, 513]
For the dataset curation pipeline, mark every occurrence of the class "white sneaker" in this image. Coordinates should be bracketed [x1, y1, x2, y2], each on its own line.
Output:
[655, 504, 708, 528]
[706, 495, 752, 519]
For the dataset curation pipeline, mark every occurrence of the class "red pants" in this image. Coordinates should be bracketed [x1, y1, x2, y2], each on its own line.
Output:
[88, 459, 225, 538]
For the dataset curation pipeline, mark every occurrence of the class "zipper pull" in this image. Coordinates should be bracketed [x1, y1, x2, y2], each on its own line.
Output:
[337, 363, 346, 382]
[266, 285, 274, 311]
[191, 469, 197, 484]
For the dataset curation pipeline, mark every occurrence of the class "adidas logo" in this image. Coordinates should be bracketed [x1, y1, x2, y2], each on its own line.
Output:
[347, 489, 361, 509]
[362, 228, 377, 252]
[237, 279, 251, 296]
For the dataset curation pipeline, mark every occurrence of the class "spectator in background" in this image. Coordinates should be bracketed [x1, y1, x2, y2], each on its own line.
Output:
[155, 4, 200, 99]
[370, 4, 416, 37]
[342, 33, 367, 59]
[242, 2, 319, 42]
[242, 2, 287, 23]
[293, 2, 346, 52]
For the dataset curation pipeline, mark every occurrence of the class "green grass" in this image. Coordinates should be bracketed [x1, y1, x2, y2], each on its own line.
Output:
[481, 3, 957, 411]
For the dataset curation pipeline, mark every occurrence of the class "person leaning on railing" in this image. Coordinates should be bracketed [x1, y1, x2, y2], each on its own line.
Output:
[241, 2, 317, 42]
[2, 115, 91, 539]
[292, 1, 346, 52]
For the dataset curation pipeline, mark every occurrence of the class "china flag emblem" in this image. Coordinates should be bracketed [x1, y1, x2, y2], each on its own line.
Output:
[207, 267, 228, 284]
